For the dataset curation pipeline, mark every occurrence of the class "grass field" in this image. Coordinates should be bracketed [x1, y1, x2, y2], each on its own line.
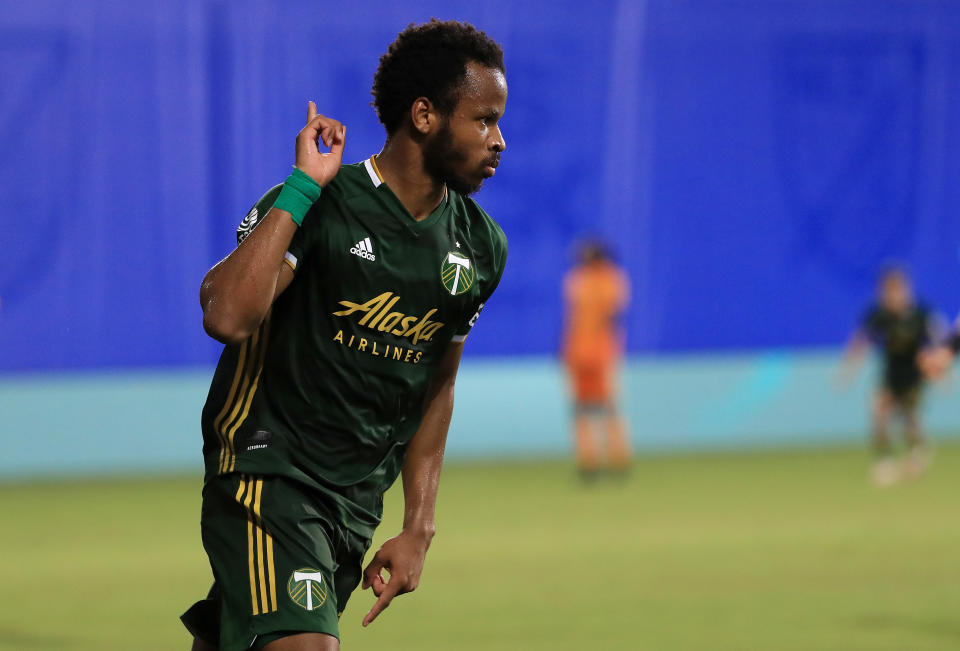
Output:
[2, 444, 959, 650]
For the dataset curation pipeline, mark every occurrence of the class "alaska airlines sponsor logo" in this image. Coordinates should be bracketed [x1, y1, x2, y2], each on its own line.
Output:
[331, 329, 424, 364]
[332, 292, 445, 345]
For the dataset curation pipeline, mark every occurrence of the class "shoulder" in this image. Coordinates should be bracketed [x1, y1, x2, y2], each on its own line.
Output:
[321, 160, 371, 197]
[610, 263, 630, 293]
[914, 303, 936, 324]
[253, 161, 368, 210]
[247, 183, 283, 215]
[861, 303, 883, 325]
[299, 161, 376, 226]
[451, 193, 508, 262]
[605, 261, 628, 280]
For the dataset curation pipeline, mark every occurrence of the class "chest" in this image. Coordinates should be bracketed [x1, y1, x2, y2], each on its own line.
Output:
[875, 312, 924, 349]
[307, 202, 486, 343]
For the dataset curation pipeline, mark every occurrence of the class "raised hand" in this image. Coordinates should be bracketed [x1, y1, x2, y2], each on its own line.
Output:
[295, 100, 346, 187]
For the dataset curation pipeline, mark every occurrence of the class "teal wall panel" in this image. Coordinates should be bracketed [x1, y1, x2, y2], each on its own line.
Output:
[3, 352, 959, 478]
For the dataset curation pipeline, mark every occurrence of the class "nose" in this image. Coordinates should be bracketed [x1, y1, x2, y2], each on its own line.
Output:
[491, 125, 506, 153]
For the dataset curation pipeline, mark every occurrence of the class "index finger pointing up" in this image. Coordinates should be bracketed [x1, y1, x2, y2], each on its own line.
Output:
[307, 100, 317, 124]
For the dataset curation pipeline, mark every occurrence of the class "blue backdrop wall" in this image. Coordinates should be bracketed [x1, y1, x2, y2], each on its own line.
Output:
[4, 0, 960, 372]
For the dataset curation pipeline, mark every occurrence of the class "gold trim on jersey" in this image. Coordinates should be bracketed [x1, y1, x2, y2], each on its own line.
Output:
[216, 316, 271, 474]
[236, 475, 278, 616]
[213, 337, 250, 472]
[369, 155, 385, 183]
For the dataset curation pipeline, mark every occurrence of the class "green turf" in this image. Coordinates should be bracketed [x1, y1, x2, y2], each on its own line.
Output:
[2, 445, 959, 650]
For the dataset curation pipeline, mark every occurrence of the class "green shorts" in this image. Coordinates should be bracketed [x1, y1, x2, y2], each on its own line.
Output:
[181, 473, 372, 650]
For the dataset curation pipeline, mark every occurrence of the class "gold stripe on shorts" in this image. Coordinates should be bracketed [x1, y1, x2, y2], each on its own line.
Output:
[253, 479, 269, 612]
[235, 475, 278, 616]
[266, 529, 277, 612]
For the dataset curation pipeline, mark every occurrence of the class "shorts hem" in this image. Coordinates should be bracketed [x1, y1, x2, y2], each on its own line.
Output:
[252, 628, 341, 650]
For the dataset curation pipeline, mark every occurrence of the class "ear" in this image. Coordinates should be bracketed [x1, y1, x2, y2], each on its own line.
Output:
[410, 97, 438, 135]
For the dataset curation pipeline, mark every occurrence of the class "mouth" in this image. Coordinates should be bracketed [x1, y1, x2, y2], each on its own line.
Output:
[482, 157, 500, 178]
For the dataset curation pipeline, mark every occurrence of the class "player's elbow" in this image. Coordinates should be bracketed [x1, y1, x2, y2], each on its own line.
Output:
[202, 310, 254, 345]
[200, 281, 259, 344]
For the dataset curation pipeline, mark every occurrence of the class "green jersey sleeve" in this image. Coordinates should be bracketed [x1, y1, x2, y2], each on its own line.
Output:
[236, 182, 322, 273]
[452, 219, 508, 342]
[237, 185, 281, 244]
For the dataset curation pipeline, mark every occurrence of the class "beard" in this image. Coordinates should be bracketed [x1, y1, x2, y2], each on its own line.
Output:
[423, 122, 483, 196]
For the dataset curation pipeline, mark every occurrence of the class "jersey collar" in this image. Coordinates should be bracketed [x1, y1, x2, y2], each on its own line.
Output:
[364, 155, 385, 188]
[365, 155, 449, 201]
[364, 155, 450, 232]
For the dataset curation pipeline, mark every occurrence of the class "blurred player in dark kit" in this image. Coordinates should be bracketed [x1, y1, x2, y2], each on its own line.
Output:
[840, 266, 942, 486]
[562, 240, 631, 478]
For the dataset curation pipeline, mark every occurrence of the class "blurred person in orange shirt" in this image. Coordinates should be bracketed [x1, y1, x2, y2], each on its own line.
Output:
[562, 240, 631, 479]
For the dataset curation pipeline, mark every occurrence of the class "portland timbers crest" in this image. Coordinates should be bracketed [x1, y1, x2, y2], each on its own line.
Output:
[441, 251, 475, 295]
[288, 568, 327, 611]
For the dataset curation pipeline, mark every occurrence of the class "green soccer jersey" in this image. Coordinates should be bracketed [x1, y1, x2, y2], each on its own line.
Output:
[200, 156, 507, 536]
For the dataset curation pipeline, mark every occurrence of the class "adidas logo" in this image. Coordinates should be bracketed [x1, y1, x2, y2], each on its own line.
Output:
[350, 236, 376, 261]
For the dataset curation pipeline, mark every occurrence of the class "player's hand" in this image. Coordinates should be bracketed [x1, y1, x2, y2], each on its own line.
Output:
[360, 530, 431, 627]
[295, 101, 345, 187]
[919, 347, 954, 381]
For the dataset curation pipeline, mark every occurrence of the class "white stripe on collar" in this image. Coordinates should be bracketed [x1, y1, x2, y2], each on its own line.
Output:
[363, 156, 383, 188]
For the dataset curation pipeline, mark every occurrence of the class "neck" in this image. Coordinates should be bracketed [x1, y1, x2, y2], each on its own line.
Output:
[375, 135, 446, 221]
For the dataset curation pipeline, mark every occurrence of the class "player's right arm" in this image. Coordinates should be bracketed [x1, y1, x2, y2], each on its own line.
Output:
[200, 102, 345, 344]
[836, 330, 871, 387]
[836, 309, 877, 388]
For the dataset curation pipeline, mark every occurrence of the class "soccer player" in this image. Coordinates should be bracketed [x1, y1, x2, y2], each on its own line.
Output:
[840, 266, 940, 485]
[181, 20, 508, 651]
[561, 239, 631, 478]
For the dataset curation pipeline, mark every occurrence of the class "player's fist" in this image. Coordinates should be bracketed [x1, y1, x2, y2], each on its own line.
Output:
[295, 101, 346, 187]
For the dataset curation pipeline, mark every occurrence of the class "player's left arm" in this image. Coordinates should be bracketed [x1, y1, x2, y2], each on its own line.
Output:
[360, 339, 464, 627]
[920, 310, 960, 380]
